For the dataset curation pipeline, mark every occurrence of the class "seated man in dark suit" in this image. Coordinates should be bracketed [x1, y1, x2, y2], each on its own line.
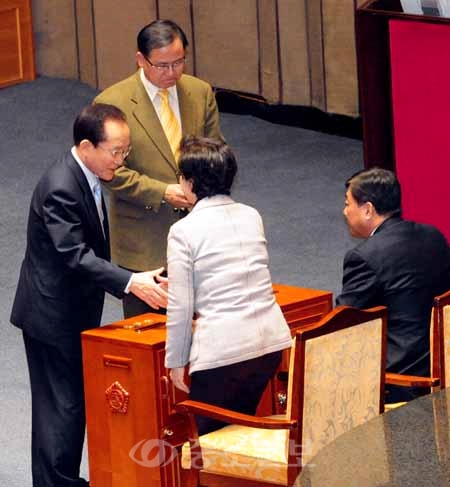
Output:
[336, 167, 450, 403]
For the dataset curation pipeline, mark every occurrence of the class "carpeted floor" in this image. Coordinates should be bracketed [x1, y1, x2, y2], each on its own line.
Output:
[0, 76, 362, 486]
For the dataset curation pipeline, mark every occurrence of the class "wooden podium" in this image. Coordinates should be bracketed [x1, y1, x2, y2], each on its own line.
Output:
[82, 284, 332, 487]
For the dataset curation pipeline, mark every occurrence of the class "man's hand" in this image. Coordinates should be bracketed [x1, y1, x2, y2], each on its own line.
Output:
[129, 267, 168, 309]
[163, 184, 190, 209]
[169, 367, 190, 393]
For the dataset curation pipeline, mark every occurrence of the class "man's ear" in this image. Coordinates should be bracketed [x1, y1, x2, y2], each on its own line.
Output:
[364, 201, 376, 219]
[136, 51, 145, 69]
[78, 139, 92, 153]
[79, 139, 91, 150]
[77, 139, 93, 159]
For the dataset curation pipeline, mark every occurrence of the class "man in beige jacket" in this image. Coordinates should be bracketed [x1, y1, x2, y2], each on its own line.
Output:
[95, 19, 223, 317]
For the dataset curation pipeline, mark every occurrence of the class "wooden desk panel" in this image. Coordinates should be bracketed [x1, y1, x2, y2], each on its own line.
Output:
[82, 285, 332, 487]
[82, 318, 186, 487]
[0, 0, 35, 88]
[273, 283, 333, 330]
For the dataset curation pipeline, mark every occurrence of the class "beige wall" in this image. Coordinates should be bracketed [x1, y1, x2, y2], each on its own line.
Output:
[31, 0, 361, 117]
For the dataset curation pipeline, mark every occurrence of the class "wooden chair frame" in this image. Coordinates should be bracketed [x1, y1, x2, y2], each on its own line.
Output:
[175, 305, 387, 487]
[384, 290, 450, 393]
[432, 290, 450, 389]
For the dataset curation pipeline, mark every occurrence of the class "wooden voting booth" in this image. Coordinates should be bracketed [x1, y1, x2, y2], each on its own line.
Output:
[82, 284, 332, 487]
[356, 0, 450, 242]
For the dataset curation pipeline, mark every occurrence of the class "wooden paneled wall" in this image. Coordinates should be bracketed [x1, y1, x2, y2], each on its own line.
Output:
[0, 0, 35, 88]
[31, 0, 365, 117]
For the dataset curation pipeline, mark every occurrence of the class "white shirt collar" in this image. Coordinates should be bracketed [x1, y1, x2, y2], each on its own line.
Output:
[139, 68, 178, 103]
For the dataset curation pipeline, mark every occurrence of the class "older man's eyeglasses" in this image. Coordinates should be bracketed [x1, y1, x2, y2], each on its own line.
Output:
[98, 145, 132, 159]
[145, 56, 186, 72]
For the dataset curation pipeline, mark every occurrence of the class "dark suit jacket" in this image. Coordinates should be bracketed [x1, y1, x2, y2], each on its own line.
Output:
[10, 151, 131, 347]
[336, 217, 450, 376]
[95, 72, 223, 271]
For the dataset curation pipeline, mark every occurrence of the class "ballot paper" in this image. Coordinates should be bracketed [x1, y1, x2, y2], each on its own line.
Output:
[401, 0, 450, 16]
[422, 0, 441, 15]
[400, 0, 423, 14]
[437, 0, 450, 16]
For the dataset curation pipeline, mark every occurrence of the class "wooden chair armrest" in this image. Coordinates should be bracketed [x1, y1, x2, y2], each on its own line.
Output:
[386, 372, 440, 388]
[175, 400, 298, 430]
[175, 400, 297, 476]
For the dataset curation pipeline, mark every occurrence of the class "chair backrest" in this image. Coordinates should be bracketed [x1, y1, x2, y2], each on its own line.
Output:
[286, 305, 387, 471]
[432, 290, 450, 389]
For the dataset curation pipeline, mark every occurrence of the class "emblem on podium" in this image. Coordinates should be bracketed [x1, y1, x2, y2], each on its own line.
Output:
[105, 381, 130, 414]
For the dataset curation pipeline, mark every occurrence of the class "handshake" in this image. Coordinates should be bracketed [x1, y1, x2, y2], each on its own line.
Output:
[128, 267, 168, 310]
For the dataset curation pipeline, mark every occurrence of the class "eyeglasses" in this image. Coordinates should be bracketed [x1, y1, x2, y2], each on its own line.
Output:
[145, 56, 186, 72]
[98, 145, 132, 159]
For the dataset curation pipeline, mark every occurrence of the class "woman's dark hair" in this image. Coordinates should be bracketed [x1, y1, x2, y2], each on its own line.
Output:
[73, 103, 126, 146]
[346, 167, 401, 216]
[178, 135, 237, 200]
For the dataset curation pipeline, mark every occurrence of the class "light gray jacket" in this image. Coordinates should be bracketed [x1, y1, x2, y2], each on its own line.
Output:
[164, 195, 292, 374]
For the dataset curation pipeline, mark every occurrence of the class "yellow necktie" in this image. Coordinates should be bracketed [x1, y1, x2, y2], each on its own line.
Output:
[158, 89, 182, 160]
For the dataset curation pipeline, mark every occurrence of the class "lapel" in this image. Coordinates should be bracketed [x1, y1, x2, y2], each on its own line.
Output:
[66, 153, 109, 253]
[130, 73, 178, 171]
[101, 196, 110, 257]
[177, 77, 198, 136]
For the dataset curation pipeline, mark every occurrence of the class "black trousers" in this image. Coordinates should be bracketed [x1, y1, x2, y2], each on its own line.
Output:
[122, 291, 167, 318]
[385, 383, 430, 403]
[23, 333, 89, 487]
[189, 350, 282, 435]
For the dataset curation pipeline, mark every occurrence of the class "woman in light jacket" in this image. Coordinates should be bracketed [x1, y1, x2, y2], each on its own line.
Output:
[165, 135, 292, 434]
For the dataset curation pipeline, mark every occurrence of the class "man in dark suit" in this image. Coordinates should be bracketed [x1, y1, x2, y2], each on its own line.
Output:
[10, 103, 168, 487]
[95, 19, 223, 318]
[336, 168, 450, 403]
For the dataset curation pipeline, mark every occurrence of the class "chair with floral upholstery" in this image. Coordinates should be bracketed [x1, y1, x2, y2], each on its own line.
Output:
[175, 305, 388, 487]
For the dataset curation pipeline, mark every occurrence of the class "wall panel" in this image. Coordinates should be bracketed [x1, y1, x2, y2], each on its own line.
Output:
[258, 0, 280, 102]
[306, 0, 326, 111]
[93, 0, 156, 89]
[278, 0, 310, 105]
[192, 0, 260, 94]
[76, 0, 96, 87]
[30, 0, 362, 117]
[32, 0, 77, 79]
[322, 0, 359, 115]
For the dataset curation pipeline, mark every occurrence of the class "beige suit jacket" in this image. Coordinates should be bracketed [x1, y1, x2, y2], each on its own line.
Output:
[94, 71, 222, 270]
